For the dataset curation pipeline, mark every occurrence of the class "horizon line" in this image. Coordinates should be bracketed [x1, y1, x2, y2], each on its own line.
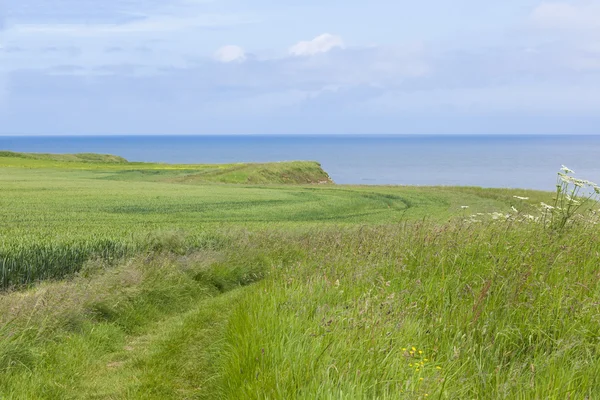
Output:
[1, 133, 598, 138]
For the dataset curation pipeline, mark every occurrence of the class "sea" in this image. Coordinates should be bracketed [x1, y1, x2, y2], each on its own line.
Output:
[1, 135, 599, 191]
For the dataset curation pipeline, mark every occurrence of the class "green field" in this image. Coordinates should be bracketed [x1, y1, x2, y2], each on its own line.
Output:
[1, 152, 599, 399]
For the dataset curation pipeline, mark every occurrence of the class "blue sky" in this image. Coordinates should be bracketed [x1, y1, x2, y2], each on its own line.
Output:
[1, 0, 599, 135]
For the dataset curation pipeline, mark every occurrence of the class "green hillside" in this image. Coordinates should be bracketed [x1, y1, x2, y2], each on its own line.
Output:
[0, 151, 332, 185]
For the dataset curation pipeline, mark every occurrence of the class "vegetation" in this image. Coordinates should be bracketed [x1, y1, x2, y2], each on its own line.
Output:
[0, 150, 128, 163]
[0, 151, 333, 184]
[1, 153, 599, 398]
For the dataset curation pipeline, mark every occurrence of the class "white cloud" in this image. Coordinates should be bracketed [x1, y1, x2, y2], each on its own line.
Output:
[289, 33, 344, 56]
[532, 2, 600, 31]
[214, 45, 246, 63]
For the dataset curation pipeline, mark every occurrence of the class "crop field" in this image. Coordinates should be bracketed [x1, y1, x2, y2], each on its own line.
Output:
[0, 152, 549, 289]
[1, 152, 599, 399]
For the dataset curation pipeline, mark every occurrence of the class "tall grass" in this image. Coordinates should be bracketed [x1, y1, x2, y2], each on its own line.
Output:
[0, 238, 132, 288]
[217, 219, 600, 398]
[0, 231, 231, 289]
[1, 210, 599, 397]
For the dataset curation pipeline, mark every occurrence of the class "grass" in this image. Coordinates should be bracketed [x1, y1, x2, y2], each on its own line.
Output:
[0, 151, 333, 184]
[0, 153, 548, 289]
[1, 152, 599, 398]
[0, 150, 128, 163]
[0, 250, 263, 399]
[218, 223, 600, 398]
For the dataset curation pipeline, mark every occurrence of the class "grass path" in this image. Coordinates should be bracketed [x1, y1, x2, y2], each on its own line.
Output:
[0, 250, 262, 399]
[81, 287, 249, 399]
[0, 287, 248, 399]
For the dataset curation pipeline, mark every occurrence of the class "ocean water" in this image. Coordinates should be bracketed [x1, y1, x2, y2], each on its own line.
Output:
[1, 135, 600, 191]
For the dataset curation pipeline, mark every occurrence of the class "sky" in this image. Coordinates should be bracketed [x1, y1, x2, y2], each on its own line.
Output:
[0, 0, 599, 135]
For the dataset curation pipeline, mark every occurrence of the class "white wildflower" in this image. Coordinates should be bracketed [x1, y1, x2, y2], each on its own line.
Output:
[566, 195, 581, 205]
[461, 206, 469, 209]
[511, 206, 518, 213]
[513, 196, 529, 200]
[489, 212, 506, 220]
[561, 165, 575, 174]
[541, 202, 555, 210]
[559, 175, 574, 184]
[562, 177, 588, 187]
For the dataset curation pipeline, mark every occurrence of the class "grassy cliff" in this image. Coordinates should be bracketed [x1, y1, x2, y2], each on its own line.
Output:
[0, 151, 332, 185]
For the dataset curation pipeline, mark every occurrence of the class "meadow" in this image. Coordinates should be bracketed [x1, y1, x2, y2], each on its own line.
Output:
[1, 151, 599, 399]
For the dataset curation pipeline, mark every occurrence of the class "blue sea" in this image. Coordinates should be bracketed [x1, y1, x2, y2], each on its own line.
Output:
[1, 135, 599, 191]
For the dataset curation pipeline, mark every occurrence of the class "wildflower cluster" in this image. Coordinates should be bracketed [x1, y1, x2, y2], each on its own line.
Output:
[464, 207, 537, 224]
[463, 166, 600, 230]
[402, 346, 442, 397]
[548, 166, 600, 230]
[558, 165, 599, 191]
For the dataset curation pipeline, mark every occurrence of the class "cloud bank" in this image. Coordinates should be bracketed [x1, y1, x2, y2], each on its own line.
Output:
[2, 1, 600, 135]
